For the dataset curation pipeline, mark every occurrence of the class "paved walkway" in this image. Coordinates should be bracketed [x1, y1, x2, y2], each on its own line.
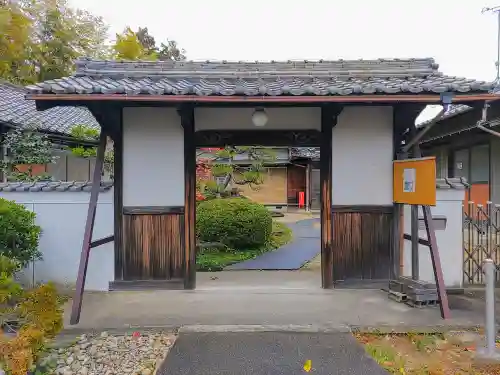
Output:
[225, 219, 320, 270]
[62, 274, 482, 331]
[159, 332, 388, 375]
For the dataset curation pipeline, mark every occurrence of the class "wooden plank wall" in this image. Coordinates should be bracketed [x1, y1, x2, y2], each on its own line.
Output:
[332, 205, 393, 281]
[122, 209, 184, 280]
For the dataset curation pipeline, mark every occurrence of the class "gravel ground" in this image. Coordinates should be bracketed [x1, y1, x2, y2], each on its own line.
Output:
[47, 331, 176, 375]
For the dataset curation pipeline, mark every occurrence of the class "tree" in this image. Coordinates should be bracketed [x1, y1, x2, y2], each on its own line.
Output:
[136, 26, 186, 61]
[113, 26, 157, 60]
[157, 39, 186, 61]
[0, 1, 34, 84]
[197, 147, 276, 200]
[0, 0, 110, 84]
[28, 0, 111, 81]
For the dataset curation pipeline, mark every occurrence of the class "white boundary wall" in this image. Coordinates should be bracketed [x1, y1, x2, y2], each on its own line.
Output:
[1, 190, 114, 291]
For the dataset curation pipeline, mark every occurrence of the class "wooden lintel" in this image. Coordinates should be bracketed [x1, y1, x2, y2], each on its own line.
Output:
[123, 206, 184, 215]
[195, 129, 321, 147]
[70, 131, 107, 325]
[181, 104, 196, 290]
[90, 235, 115, 249]
[320, 105, 343, 288]
[27, 93, 500, 103]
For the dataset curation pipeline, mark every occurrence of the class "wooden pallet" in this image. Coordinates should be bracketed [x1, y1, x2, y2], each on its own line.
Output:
[387, 290, 408, 303]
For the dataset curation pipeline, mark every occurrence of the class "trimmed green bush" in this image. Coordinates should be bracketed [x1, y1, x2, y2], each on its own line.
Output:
[0, 198, 41, 267]
[196, 198, 272, 249]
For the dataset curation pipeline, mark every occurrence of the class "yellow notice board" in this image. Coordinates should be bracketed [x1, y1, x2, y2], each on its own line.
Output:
[393, 157, 436, 206]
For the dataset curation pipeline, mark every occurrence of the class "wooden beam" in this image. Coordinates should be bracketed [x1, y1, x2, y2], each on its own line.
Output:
[195, 130, 321, 147]
[181, 104, 197, 289]
[27, 93, 500, 104]
[107, 107, 124, 282]
[90, 235, 114, 249]
[403, 233, 430, 247]
[422, 205, 451, 319]
[320, 104, 343, 288]
[70, 131, 107, 325]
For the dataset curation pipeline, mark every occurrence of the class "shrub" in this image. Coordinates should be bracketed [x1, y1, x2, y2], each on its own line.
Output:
[0, 255, 64, 375]
[0, 198, 41, 267]
[196, 198, 272, 249]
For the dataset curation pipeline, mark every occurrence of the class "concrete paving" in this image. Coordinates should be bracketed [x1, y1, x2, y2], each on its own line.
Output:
[158, 332, 388, 375]
[225, 219, 320, 270]
[63, 271, 482, 332]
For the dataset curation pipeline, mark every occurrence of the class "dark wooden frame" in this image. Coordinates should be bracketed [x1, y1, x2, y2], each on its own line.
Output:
[181, 105, 197, 289]
[320, 105, 343, 288]
[195, 130, 321, 147]
[70, 131, 107, 325]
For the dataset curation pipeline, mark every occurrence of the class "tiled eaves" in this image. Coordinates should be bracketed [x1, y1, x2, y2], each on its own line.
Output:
[436, 177, 468, 190]
[25, 57, 496, 96]
[0, 181, 113, 192]
[0, 81, 99, 135]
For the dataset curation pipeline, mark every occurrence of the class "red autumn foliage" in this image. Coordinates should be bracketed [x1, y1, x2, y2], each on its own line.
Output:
[196, 148, 222, 200]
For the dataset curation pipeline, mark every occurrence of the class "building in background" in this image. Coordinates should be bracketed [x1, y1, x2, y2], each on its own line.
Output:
[419, 100, 500, 208]
[0, 81, 110, 181]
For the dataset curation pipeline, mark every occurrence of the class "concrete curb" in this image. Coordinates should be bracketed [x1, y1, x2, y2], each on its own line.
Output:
[58, 322, 484, 338]
[178, 324, 351, 333]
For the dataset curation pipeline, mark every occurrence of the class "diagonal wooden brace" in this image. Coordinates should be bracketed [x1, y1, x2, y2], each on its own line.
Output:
[422, 205, 451, 319]
[70, 131, 108, 325]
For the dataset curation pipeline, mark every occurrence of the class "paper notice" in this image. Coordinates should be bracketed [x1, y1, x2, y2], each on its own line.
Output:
[403, 168, 416, 193]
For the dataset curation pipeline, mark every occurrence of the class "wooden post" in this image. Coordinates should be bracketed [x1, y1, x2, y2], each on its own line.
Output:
[305, 162, 311, 211]
[422, 205, 451, 319]
[70, 131, 107, 325]
[320, 105, 342, 288]
[181, 105, 196, 289]
[113, 110, 124, 281]
[410, 127, 420, 280]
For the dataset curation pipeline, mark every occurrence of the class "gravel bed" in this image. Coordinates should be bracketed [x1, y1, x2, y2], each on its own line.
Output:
[46, 331, 176, 375]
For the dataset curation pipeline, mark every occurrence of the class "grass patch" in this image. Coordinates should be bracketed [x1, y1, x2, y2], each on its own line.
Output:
[355, 332, 500, 374]
[196, 221, 292, 271]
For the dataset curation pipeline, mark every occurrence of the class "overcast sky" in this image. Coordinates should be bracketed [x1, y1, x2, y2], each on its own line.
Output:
[69, 0, 500, 121]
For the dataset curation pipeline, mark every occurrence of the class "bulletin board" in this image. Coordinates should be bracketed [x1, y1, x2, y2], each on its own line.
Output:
[393, 157, 436, 206]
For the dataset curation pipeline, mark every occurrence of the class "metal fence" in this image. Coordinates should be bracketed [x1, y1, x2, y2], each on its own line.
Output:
[463, 202, 500, 285]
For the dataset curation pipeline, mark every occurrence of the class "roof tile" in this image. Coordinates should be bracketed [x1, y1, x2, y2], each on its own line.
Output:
[0, 181, 113, 192]
[0, 81, 99, 135]
[26, 58, 496, 96]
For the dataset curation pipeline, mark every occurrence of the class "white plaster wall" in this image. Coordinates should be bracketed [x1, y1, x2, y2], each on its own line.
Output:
[1, 191, 114, 291]
[195, 107, 321, 130]
[332, 106, 393, 205]
[123, 107, 184, 206]
[402, 188, 465, 288]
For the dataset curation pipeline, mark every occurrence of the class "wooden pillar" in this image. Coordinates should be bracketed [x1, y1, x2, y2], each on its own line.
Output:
[113, 109, 124, 281]
[181, 105, 196, 289]
[305, 162, 311, 211]
[70, 130, 107, 325]
[320, 105, 342, 288]
[410, 125, 420, 280]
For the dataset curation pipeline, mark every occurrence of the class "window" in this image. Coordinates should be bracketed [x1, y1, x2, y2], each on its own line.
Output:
[470, 144, 489, 184]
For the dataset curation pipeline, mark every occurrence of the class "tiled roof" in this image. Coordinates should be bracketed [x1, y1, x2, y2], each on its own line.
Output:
[0, 181, 113, 192]
[436, 177, 468, 189]
[291, 147, 320, 159]
[26, 57, 495, 96]
[0, 81, 99, 135]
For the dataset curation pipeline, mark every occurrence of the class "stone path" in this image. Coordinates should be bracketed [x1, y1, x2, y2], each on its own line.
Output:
[225, 219, 320, 270]
[158, 332, 388, 375]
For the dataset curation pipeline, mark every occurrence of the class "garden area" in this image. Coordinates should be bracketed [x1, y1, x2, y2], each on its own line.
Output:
[196, 198, 292, 271]
[356, 330, 500, 374]
[195, 147, 293, 271]
[0, 197, 66, 375]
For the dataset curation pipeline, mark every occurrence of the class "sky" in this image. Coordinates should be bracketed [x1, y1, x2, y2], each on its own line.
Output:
[69, 0, 500, 121]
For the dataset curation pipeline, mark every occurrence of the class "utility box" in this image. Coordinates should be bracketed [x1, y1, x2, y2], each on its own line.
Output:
[402, 178, 467, 289]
